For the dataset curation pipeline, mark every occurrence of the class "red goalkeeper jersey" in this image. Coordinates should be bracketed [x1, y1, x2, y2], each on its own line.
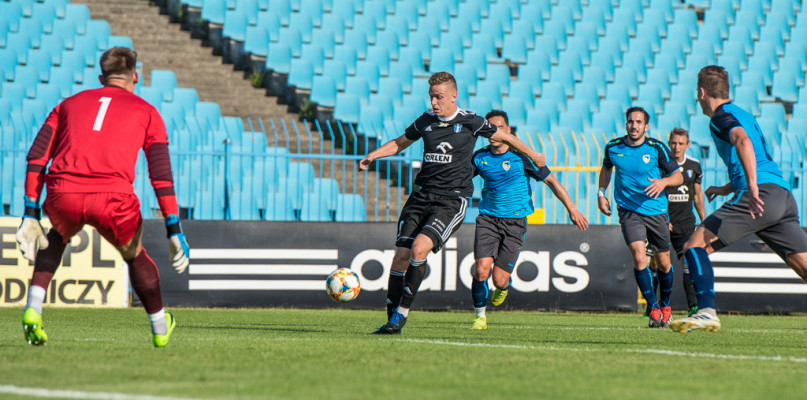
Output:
[25, 85, 179, 217]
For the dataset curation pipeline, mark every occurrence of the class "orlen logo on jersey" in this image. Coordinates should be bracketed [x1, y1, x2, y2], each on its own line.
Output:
[424, 153, 453, 163]
[668, 185, 689, 202]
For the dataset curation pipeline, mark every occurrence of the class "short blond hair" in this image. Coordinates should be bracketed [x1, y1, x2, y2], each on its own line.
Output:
[428, 71, 457, 91]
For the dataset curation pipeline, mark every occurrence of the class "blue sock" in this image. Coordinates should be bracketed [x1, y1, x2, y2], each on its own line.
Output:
[471, 279, 489, 308]
[657, 266, 674, 307]
[684, 247, 715, 310]
[634, 268, 658, 309]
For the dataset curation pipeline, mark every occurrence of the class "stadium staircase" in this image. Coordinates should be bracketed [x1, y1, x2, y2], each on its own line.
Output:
[69, 0, 406, 221]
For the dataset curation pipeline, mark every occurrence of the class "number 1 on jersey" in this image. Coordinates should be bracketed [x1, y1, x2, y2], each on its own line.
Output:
[93, 97, 112, 131]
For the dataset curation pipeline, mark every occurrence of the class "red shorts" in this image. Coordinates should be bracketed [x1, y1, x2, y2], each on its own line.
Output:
[43, 192, 142, 247]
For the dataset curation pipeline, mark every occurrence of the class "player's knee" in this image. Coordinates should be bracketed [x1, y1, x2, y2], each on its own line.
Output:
[473, 264, 490, 280]
[493, 275, 510, 289]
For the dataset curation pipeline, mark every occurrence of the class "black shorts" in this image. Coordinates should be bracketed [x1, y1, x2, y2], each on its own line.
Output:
[670, 224, 696, 259]
[395, 190, 468, 253]
[703, 183, 807, 259]
[473, 214, 527, 274]
[618, 207, 671, 253]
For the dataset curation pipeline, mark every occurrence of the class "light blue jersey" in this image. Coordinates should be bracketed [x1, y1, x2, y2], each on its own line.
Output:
[709, 103, 788, 192]
[472, 147, 551, 219]
[603, 136, 679, 216]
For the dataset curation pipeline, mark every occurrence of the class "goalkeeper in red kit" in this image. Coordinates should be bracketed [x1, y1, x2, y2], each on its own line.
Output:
[15, 47, 190, 348]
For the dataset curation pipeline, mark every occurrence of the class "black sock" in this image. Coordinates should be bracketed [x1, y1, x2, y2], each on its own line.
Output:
[386, 270, 405, 318]
[400, 260, 427, 309]
[682, 269, 698, 309]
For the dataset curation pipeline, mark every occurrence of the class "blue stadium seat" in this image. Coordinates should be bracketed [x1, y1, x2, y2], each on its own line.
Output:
[429, 48, 455, 75]
[14, 66, 39, 99]
[344, 76, 370, 104]
[760, 103, 787, 136]
[351, 14, 377, 45]
[542, 20, 568, 51]
[502, 34, 528, 65]
[642, 9, 668, 37]
[287, 58, 314, 90]
[319, 60, 346, 93]
[550, 65, 576, 97]
[299, 0, 324, 26]
[673, 8, 699, 38]
[300, 43, 325, 75]
[735, 10, 760, 41]
[728, 25, 754, 58]
[454, 64, 478, 95]
[486, 64, 511, 96]
[265, 42, 292, 74]
[635, 23, 661, 54]
[48, 67, 76, 98]
[604, 83, 631, 111]
[533, 36, 559, 65]
[590, 52, 615, 82]
[34, 83, 60, 110]
[276, 27, 302, 58]
[0, 2, 22, 33]
[195, 102, 223, 133]
[244, 26, 269, 57]
[541, 82, 567, 113]
[256, 11, 281, 42]
[779, 58, 805, 87]
[566, 36, 591, 67]
[740, 0, 765, 23]
[509, 80, 536, 109]
[201, 0, 227, 25]
[760, 26, 785, 57]
[581, 66, 607, 97]
[109, 36, 134, 50]
[335, 194, 366, 222]
[649, 0, 674, 23]
[703, 10, 729, 40]
[475, 81, 502, 110]
[565, 100, 592, 130]
[27, 49, 53, 83]
[321, 14, 345, 43]
[613, 68, 639, 98]
[734, 86, 761, 116]
[18, 17, 43, 50]
[638, 84, 665, 116]
[591, 112, 617, 137]
[86, 20, 111, 51]
[264, 191, 295, 221]
[609, 11, 635, 39]
[748, 58, 774, 88]
[150, 70, 178, 102]
[501, 97, 527, 128]
[65, 3, 90, 35]
[333, 93, 361, 123]
[487, 3, 513, 34]
[622, 52, 647, 83]
[772, 72, 798, 103]
[526, 109, 551, 135]
[389, 61, 414, 93]
[582, 6, 607, 36]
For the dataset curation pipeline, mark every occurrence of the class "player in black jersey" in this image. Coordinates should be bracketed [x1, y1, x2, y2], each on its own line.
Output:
[648, 128, 706, 317]
[358, 72, 546, 334]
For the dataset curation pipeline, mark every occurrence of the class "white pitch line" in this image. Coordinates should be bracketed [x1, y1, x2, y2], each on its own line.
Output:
[0, 385, 207, 400]
[400, 339, 807, 364]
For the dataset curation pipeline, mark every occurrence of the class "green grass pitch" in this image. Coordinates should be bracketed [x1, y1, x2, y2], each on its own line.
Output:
[2, 308, 807, 399]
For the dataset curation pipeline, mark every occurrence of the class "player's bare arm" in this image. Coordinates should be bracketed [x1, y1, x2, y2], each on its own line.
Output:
[730, 126, 764, 217]
[693, 182, 706, 221]
[491, 130, 546, 167]
[358, 134, 415, 171]
[543, 175, 589, 231]
[645, 170, 683, 199]
[705, 182, 733, 201]
[597, 166, 612, 216]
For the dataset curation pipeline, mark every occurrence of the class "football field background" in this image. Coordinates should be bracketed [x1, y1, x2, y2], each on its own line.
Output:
[2, 308, 806, 399]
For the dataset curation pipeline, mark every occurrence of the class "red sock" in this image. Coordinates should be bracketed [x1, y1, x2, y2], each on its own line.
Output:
[30, 230, 68, 289]
[127, 249, 164, 314]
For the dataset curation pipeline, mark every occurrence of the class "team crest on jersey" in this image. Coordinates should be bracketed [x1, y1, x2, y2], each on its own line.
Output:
[642, 154, 651, 164]
[687, 169, 693, 178]
[502, 160, 511, 171]
[454, 124, 462, 133]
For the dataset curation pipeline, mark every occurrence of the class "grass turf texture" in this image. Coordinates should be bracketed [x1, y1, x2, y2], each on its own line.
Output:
[2, 308, 807, 399]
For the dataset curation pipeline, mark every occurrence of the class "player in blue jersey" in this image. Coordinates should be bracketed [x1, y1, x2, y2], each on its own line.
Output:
[669, 66, 807, 334]
[469, 110, 588, 330]
[598, 107, 683, 328]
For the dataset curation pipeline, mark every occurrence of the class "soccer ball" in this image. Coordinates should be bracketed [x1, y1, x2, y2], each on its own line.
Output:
[326, 268, 361, 302]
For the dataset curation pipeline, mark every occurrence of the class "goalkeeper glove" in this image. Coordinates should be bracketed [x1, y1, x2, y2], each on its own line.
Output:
[16, 198, 49, 263]
[165, 215, 190, 274]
